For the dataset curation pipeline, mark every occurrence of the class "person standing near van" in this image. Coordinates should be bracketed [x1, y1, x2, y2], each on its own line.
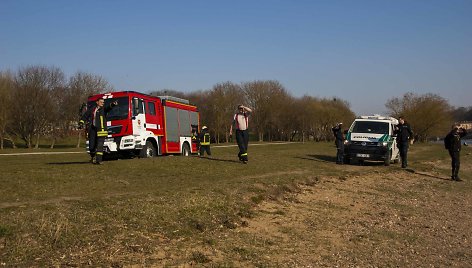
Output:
[444, 125, 467, 181]
[229, 104, 252, 164]
[332, 123, 345, 164]
[394, 116, 413, 168]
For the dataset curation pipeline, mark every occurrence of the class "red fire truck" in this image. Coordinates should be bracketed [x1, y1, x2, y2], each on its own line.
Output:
[84, 91, 200, 158]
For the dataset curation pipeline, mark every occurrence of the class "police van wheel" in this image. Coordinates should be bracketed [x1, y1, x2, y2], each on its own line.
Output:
[343, 157, 350, 164]
[181, 143, 190, 156]
[384, 150, 391, 166]
[140, 140, 157, 158]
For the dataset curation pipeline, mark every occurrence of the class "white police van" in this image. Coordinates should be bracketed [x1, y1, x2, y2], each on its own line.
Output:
[344, 115, 400, 165]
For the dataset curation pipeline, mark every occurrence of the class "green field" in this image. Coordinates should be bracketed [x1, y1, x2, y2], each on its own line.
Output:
[0, 142, 471, 267]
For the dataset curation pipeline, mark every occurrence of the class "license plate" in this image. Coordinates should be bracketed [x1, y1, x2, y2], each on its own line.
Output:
[357, 153, 370, 158]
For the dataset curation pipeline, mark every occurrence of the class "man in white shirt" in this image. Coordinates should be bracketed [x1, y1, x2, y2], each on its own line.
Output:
[229, 104, 252, 164]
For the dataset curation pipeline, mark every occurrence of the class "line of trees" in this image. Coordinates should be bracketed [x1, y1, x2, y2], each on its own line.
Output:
[385, 92, 471, 142]
[0, 66, 111, 149]
[151, 80, 356, 143]
[1, 65, 469, 149]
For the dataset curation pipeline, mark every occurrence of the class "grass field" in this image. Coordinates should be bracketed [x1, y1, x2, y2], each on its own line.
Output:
[0, 142, 471, 267]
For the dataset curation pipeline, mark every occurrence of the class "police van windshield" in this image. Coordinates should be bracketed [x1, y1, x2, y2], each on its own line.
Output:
[87, 97, 129, 121]
[351, 121, 389, 134]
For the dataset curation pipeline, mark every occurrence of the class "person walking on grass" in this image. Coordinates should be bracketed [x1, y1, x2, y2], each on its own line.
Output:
[394, 116, 413, 168]
[444, 124, 467, 181]
[229, 104, 252, 164]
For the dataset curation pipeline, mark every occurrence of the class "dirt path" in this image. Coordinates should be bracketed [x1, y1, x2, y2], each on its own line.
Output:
[223, 168, 472, 267]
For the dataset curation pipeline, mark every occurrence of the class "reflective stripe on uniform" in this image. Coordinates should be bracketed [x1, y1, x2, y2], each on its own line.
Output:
[96, 152, 103, 155]
[201, 133, 211, 145]
[241, 153, 248, 156]
[97, 131, 108, 137]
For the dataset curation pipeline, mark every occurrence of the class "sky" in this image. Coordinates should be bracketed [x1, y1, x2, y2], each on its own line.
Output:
[1, 0, 471, 115]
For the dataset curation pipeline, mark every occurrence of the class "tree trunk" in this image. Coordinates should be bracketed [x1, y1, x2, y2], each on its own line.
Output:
[34, 133, 40, 149]
[50, 136, 56, 149]
[5, 136, 16, 149]
[76, 131, 82, 148]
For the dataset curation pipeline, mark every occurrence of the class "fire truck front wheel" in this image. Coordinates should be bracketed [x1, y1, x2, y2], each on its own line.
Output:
[181, 142, 190, 156]
[140, 140, 157, 158]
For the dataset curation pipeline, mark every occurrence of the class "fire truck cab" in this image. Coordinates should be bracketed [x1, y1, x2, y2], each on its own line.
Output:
[85, 91, 199, 158]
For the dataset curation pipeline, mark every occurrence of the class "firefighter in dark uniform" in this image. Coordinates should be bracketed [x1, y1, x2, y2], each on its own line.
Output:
[394, 116, 413, 168]
[198, 126, 211, 157]
[444, 125, 467, 181]
[191, 124, 200, 156]
[332, 123, 344, 164]
[79, 97, 117, 165]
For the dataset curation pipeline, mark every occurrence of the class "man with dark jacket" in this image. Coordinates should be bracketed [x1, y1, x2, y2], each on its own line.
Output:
[444, 125, 467, 181]
[332, 123, 345, 164]
[198, 126, 211, 157]
[79, 97, 117, 165]
[394, 116, 413, 168]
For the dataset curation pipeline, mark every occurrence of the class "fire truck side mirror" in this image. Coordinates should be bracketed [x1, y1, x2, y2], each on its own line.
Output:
[132, 98, 140, 116]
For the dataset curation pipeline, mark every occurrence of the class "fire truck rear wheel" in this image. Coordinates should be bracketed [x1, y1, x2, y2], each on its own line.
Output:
[181, 143, 190, 156]
[140, 140, 157, 158]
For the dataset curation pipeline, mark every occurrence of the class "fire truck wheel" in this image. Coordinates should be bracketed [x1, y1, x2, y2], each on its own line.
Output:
[181, 143, 190, 156]
[140, 140, 157, 158]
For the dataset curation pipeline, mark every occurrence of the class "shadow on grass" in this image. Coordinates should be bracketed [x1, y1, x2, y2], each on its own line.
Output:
[404, 168, 451, 181]
[47, 161, 91, 165]
[294, 154, 336, 163]
[196, 156, 242, 164]
[295, 154, 393, 167]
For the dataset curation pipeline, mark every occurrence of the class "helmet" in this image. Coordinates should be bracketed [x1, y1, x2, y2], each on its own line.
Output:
[202, 126, 208, 130]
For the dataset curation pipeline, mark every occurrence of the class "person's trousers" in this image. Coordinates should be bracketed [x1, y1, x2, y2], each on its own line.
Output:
[398, 142, 409, 167]
[88, 128, 105, 163]
[236, 129, 249, 161]
[449, 150, 460, 179]
[199, 145, 211, 156]
[336, 143, 344, 163]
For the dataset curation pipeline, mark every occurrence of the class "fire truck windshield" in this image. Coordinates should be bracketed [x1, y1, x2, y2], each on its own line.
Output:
[105, 97, 129, 120]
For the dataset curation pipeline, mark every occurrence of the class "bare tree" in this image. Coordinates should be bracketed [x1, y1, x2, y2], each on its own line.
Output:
[242, 80, 289, 141]
[12, 66, 65, 148]
[207, 82, 244, 143]
[0, 71, 14, 149]
[67, 71, 111, 147]
[386, 92, 453, 141]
